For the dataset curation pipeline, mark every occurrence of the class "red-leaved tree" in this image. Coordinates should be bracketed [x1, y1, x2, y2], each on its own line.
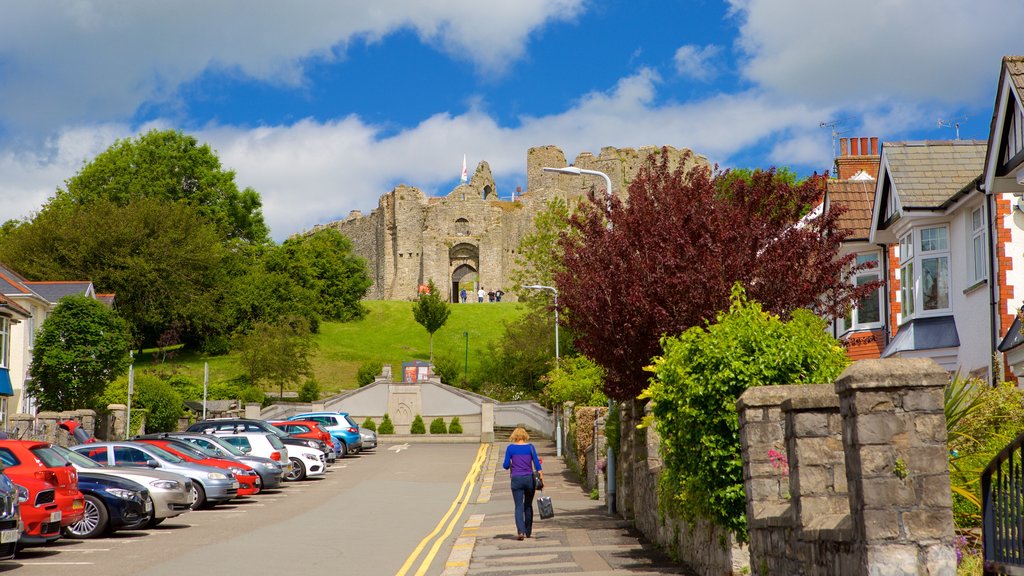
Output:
[556, 149, 876, 400]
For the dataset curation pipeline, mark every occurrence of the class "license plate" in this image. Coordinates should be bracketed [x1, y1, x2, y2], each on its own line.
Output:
[50, 511, 61, 523]
[0, 529, 16, 544]
[231, 481, 239, 488]
[145, 499, 154, 512]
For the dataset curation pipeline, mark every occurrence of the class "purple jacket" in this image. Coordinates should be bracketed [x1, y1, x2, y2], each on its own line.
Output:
[503, 443, 541, 477]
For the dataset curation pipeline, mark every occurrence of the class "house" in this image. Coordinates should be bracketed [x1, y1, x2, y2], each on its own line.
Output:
[0, 263, 101, 418]
[0, 294, 30, 422]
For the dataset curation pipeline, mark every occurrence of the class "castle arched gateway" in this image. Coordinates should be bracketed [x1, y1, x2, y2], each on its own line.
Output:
[450, 243, 479, 303]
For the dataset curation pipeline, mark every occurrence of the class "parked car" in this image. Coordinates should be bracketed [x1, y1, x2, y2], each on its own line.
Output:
[0, 473, 19, 560]
[0, 440, 85, 545]
[207, 431, 290, 474]
[288, 412, 363, 456]
[71, 442, 238, 509]
[134, 438, 261, 496]
[360, 428, 377, 451]
[210, 431, 323, 481]
[270, 420, 338, 461]
[51, 444, 192, 528]
[65, 473, 150, 539]
[162, 433, 284, 490]
[186, 419, 331, 461]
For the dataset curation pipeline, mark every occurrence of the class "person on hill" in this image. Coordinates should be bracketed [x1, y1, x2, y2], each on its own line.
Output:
[502, 427, 542, 540]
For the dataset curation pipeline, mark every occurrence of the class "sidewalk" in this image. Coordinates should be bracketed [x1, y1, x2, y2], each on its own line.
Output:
[442, 439, 694, 576]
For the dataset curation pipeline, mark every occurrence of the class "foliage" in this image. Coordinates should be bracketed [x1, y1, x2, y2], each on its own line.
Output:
[234, 316, 317, 399]
[207, 375, 266, 405]
[29, 295, 132, 410]
[429, 417, 447, 434]
[557, 150, 875, 399]
[219, 250, 321, 337]
[56, 128, 269, 243]
[412, 279, 451, 363]
[410, 414, 426, 434]
[473, 310, 561, 401]
[378, 413, 395, 435]
[96, 374, 183, 433]
[643, 285, 849, 540]
[541, 354, 607, 407]
[448, 416, 463, 434]
[361, 417, 377, 432]
[356, 361, 383, 387]
[263, 229, 370, 322]
[605, 401, 620, 455]
[512, 197, 574, 309]
[432, 355, 464, 387]
[297, 378, 321, 402]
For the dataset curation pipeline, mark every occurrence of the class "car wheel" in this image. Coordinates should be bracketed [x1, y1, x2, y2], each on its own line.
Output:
[338, 441, 348, 458]
[146, 516, 164, 528]
[190, 482, 207, 510]
[285, 457, 306, 481]
[65, 494, 109, 539]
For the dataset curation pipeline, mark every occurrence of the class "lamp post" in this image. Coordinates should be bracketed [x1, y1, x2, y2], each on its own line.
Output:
[463, 331, 469, 385]
[541, 165, 617, 514]
[523, 284, 561, 458]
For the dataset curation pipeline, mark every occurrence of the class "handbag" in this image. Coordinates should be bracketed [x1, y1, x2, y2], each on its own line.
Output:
[537, 492, 554, 519]
[533, 471, 544, 490]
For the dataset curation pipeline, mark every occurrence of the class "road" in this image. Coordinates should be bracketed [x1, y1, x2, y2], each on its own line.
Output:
[3, 443, 486, 576]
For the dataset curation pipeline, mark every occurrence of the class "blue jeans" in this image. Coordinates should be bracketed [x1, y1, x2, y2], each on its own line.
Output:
[511, 474, 536, 537]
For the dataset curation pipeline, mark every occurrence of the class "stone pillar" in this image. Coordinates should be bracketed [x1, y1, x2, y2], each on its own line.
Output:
[782, 385, 849, 526]
[244, 402, 261, 419]
[835, 359, 955, 575]
[480, 402, 494, 443]
[36, 411, 59, 444]
[737, 386, 792, 522]
[7, 413, 33, 439]
[108, 404, 127, 440]
[76, 409, 97, 439]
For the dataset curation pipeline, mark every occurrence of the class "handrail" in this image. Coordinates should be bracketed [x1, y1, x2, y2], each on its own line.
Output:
[983, 429, 1024, 575]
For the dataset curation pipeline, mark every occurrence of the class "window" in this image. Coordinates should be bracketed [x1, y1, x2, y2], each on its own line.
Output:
[898, 225, 951, 323]
[967, 206, 987, 285]
[0, 318, 8, 368]
[841, 251, 883, 332]
[455, 218, 470, 236]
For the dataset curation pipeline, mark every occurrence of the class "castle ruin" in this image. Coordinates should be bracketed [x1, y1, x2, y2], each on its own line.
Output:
[317, 145, 706, 302]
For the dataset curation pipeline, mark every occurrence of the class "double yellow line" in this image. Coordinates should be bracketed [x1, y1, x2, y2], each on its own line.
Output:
[396, 443, 490, 576]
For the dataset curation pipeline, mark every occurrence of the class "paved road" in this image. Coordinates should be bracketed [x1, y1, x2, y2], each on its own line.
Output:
[5, 443, 485, 576]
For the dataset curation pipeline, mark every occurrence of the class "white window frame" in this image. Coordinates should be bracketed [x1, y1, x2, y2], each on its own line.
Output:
[966, 205, 987, 286]
[0, 317, 8, 368]
[898, 225, 952, 324]
[840, 251, 884, 333]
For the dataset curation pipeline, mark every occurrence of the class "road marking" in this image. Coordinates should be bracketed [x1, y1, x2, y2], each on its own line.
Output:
[23, 562, 94, 565]
[395, 443, 490, 576]
[389, 443, 411, 454]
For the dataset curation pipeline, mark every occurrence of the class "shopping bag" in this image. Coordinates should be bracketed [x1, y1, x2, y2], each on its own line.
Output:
[537, 493, 554, 519]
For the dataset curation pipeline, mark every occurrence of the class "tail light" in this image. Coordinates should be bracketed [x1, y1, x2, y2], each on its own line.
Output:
[270, 451, 281, 461]
[347, 427, 358, 433]
[34, 470, 58, 486]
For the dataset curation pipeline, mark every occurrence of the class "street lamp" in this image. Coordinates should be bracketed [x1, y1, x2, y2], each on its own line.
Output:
[523, 284, 561, 458]
[542, 166, 614, 217]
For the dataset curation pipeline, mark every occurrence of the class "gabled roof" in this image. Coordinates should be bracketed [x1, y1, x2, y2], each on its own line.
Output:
[22, 281, 95, 303]
[982, 56, 1024, 194]
[881, 141, 986, 208]
[827, 180, 875, 241]
[0, 263, 33, 295]
[0, 295, 30, 320]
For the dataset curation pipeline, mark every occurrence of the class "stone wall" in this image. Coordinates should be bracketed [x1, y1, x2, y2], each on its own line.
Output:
[319, 145, 707, 302]
[737, 358, 955, 575]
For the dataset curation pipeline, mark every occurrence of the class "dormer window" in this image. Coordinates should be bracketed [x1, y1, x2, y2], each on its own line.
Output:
[455, 218, 469, 236]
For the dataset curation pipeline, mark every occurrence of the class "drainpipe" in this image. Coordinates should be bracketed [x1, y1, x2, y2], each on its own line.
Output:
[607, 399, 616, 514]
[986, 188, 999, 384]
[879, 244, 891, 347]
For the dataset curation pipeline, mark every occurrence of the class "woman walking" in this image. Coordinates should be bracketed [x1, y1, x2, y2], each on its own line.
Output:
[502, 427, 543, 540]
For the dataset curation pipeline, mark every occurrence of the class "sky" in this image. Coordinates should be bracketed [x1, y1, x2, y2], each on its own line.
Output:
[1, 1, 1022, 242]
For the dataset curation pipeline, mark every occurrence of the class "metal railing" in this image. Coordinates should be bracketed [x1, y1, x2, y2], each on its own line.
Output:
[983, 429, 1024, 575]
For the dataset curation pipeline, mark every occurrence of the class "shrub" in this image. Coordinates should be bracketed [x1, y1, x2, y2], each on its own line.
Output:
[357, 361, 382, 387]
[378, 413, 395, 435]
[432, 355, 462, 387]
[410, 414, 426, 434]
[297, 378, 321, 402]
[429, 417, 447, 434]
[96, 375, 183, 433]
[448, 416, 463, 434]
[361, 417, 377, 432]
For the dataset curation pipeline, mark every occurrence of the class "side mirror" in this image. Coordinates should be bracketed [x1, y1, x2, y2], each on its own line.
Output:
[241, 446, 252, 454]
[146, 460, 159, 468]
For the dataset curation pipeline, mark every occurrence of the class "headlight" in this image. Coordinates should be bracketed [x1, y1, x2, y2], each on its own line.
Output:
[305, 440, 318, 449]
[259, 462, 277, 470]
[229, 467, 246, 475]
[15, 486, 27, 504]
[207, 472, 227, 480]
[149, 480, 180, 490]
[303, 452, 320, 461]
[108, 488, 138, 500]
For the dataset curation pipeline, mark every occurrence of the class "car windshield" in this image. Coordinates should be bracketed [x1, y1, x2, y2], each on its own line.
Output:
[31, 446, 70, 468]
[265, 434, 285, 450]
[342, 415, 359, 428]
[167, 441, 216, 459]
[200, 436, 245, 457]
[52, 445, 103, 469]
[141, 444, 185, 464]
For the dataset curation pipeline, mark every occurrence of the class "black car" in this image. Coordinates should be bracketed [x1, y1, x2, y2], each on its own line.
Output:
[186, 418, 330, 459]
[64, 473, 150, 539]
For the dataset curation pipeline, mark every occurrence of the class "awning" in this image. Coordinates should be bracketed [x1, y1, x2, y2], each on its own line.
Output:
[881, 316, 960, 358]
[0, 369, 13, 397]
[998, 313, 1023, 353]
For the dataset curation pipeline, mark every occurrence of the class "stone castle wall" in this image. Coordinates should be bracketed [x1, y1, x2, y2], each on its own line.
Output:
[317, 145, 706, 301]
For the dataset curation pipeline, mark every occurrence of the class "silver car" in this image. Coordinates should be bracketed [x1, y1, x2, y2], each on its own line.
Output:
[163, 433, 285, 490]
[70, 442, 238, 509]
[53, 445, 193, 527]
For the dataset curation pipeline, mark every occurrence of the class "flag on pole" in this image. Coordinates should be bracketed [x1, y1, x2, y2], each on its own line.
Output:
[461, 154, 468, 184]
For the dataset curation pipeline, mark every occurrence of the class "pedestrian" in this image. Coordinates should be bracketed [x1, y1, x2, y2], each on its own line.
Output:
[460, 288, 467, 303]
[478, 287, 486, 303]
[488, 290, 495, 302]
[495, 289, 504, 302]
[502, 427, 542, 540]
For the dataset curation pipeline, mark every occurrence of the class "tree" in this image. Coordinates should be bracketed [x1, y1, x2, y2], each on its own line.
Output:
[644, 286, 849, 540]
[473, 311, 560, 400]
[512, 197, 573, 309]
[541, 354, 607, 407]
[56, 129, 269, 244]
[557, 150, 875, 399]
[234, 316, 317, 400]
[263, 228, 371, 322]
[412, 280, 450, 364]
[29, 295, 132, 410]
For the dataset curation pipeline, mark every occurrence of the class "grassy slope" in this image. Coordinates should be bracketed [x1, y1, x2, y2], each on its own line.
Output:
[137, 300, 527, 394]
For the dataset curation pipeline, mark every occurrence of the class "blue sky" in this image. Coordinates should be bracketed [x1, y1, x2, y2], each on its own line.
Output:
[1, 1, 1022, 241]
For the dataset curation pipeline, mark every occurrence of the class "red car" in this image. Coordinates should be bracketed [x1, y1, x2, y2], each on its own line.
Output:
[0, 440, 85, 545]
[134, 439, 261, 496]
[271, 421, 333, 450]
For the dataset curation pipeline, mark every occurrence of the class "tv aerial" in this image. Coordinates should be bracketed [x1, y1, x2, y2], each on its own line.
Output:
[937, 116, 967, 140]
[820, 118, 852, 173]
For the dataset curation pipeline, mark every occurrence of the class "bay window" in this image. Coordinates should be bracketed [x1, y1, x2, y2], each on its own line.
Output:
[899, 225, 951, 323]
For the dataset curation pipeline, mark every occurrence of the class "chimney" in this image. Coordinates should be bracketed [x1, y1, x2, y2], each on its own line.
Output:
[835, 135, 882, 181]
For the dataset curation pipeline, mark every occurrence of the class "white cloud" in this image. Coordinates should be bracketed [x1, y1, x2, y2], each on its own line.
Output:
[673, 44, 722, 82]
[729, 0, 1024, 106]
[0, 1, 584, 136]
